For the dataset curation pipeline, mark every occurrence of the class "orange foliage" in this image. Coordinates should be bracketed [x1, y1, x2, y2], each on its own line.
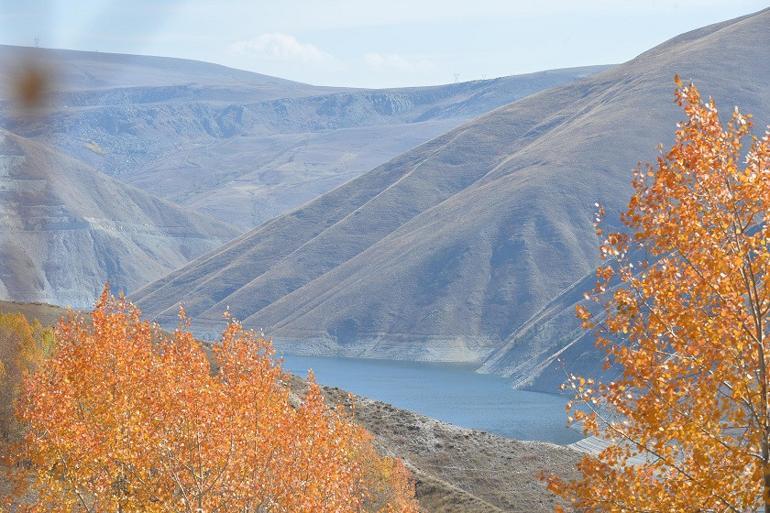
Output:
[8, 290, 418, 513]
[547, 79, 770, 511]
[0, 312, 53, 440]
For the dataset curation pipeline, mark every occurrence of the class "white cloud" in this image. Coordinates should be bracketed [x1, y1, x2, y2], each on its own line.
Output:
[229, 33, 334, 64]
[363, 52, 435, 73]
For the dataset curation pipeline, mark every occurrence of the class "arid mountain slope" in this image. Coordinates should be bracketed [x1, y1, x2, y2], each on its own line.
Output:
[477, 269, 604, 392]
[133, 9, 770, 372]
[0, 45, 604, 229]
[0, 130, 238, 307]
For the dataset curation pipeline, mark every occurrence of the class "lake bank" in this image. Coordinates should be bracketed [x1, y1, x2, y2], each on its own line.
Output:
[279, 353, 581, 445]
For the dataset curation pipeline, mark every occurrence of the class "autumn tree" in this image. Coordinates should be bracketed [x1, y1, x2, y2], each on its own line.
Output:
[0, 312, 54, 440]
[546, 79, 770, 512]
[9, 290, 418, 513]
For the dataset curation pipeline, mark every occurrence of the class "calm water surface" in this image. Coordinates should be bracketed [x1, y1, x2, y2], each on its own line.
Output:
[279, 354, 581, 445]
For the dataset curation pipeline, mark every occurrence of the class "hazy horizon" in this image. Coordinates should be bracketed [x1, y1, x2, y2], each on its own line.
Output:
[1, 0, 767, 88]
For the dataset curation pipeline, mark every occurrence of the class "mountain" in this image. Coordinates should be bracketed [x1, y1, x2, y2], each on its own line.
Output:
[0, 45, 605, 229]
[0, 45, 333, 101]
[0, 129, 238, 307]
[131, 8, 770, 378]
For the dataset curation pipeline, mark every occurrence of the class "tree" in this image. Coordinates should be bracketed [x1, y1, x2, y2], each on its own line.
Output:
[9, 290, 418, 513]
[546, 78, 770, 512]
[0, 312, 54, 440]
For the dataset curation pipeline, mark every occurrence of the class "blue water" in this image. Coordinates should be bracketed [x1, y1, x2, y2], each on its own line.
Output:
[279, 354, 581, 445]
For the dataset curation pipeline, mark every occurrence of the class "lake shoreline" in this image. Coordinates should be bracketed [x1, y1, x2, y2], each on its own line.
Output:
[278, 352, 582, 445]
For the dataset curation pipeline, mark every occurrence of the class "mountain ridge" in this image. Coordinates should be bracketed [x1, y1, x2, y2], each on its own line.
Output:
[1, 44, 605, 229]
[132, 8, 770, 381]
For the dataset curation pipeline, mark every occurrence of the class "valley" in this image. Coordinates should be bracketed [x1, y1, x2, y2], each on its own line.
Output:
[1, 45, 604, 229]
[131, 8, 770, 393]
[0, 45, 603, 307]
[1, 5, 768, 511]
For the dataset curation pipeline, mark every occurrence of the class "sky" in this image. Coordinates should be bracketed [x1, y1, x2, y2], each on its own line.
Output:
[1, 0, 768, 88]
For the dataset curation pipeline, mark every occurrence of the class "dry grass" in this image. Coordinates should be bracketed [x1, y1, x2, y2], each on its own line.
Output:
[0, 300, 73, 327]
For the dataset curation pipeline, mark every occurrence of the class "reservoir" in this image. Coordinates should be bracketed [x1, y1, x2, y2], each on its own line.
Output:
[280, 354, 582, 445]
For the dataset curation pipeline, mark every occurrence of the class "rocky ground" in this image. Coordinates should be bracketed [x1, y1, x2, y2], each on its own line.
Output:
[289, 377, 581, 513]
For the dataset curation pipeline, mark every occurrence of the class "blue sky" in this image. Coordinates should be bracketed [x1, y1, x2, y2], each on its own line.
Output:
[1, 0, 767, 88]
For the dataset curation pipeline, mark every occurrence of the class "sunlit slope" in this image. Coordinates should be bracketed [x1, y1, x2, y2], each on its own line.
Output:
[0, 130, 238, 307]
[134, 8, 770, 364]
